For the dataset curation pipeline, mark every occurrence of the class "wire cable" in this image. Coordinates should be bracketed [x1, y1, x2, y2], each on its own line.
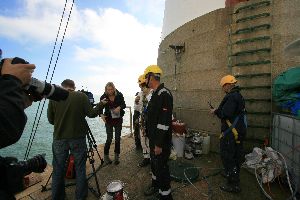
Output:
[182, 167, 222, 200]
[24, 0, 69, 161]
[24, 0, 75, 160]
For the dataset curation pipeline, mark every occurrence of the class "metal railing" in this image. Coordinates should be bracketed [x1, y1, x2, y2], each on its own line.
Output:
[122, 106, 133, 135]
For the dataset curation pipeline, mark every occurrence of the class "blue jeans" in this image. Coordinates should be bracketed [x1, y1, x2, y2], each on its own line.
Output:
[52, 138, 88, 200]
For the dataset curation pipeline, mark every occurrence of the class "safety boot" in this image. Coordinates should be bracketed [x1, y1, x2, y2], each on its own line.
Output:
[146, 193, 160, 200]
[104, 155, 112, 165]
[114, 153, 120, 165]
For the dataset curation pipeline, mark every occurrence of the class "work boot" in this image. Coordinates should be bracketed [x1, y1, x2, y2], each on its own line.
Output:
[144, 184, 159, 196]
[104, 155, 112, 165]
[220, 183, 241, 193]
[138, 158, 150, 167]
[146, 193, 160, 200]
[114, 153, 120, 165]
[160, 194, 173, 200]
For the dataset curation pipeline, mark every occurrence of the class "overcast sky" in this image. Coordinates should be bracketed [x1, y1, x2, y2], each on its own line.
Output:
[0, 0, 224, 97]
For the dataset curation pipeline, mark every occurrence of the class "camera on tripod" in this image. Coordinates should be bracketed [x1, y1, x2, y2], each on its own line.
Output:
[0, 154, 47, 195]
[81, 89, 95, 106]
[0, 57, 69, 102]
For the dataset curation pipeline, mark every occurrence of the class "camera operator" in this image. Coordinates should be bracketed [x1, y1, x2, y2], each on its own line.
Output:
[0, 58, 35, 148]
[0, 58, 47, 200]
[47, 79, 105, 200]
[1, 56, 69, 149]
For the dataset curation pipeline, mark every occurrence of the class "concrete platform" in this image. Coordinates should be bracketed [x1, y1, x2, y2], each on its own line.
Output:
[16, 135, 292, 200]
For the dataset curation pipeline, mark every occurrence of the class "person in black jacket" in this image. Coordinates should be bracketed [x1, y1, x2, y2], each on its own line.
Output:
[210, 75, 247, 193]
[100, 82, 126, 165]
[0, 58, 35, 149]
[0, 58, 35, 199]
[143, 65, 173, 200]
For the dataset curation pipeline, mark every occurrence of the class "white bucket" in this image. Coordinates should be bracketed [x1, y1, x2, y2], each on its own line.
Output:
[202, 136, 210, 154]
[172, 135, 185, 157]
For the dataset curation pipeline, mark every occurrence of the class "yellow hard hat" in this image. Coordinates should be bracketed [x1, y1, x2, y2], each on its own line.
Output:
[138, 74, 146, 84]
[144, 65, 163, 77]
[220, 75, 237, 87]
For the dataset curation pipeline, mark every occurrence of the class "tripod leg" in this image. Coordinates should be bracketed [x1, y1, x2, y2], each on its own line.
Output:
[90, 161, 101, 197]
[86, 134, 101, 197]
[93, 144, 104, 165]
[41, 171, 53, 192]
[86, 124, 104, 165]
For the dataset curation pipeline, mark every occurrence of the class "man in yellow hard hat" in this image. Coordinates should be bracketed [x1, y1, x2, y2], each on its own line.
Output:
[210, 75, 247, 193]
[143, 65, 173, 200]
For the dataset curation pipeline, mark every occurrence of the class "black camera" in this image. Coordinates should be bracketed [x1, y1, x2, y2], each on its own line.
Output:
[80, 89, 95, 106]
[0, 154, 47, 196]
[0, 57, 69, 101]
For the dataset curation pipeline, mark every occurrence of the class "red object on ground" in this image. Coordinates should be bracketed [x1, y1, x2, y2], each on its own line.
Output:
[225, 0, 248, 7]
[65, 154, 76, 179]
[172, 121, 186, 135]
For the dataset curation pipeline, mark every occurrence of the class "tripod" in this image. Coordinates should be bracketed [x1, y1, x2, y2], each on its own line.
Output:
[86, 123, 103, 197]
[41, 122, 104, 198]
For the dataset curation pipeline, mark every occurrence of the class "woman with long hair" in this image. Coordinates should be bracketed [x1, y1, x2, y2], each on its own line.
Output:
[100, 82, 126, 165]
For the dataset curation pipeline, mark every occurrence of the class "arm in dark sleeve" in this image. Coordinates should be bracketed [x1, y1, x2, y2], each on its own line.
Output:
[214, 95, 237, 120]
[0, 75, 26, 148]
[154, 92, 173, 148]
[118, 92, 126, 109]
[84, 94, 103, 118]
[47, 100, 55, 125]
[99, 94, 106, 115]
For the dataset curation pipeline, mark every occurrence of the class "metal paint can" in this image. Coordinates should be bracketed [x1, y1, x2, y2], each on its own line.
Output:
[106, 180, 124, 200]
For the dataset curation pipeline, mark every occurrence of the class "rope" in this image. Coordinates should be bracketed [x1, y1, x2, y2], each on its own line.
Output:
[24, 0, 75, 160]
[24, 0, 68, 160]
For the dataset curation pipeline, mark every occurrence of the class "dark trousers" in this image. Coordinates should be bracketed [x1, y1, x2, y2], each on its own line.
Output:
[220, 132, 243, 186]
[150, 148, 172, 199]
[104, 122, 122, 155]
[133, 110, 141, 148]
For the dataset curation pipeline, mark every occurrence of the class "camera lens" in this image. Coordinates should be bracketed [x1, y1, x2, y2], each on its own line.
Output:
[18, 154, 47, 175]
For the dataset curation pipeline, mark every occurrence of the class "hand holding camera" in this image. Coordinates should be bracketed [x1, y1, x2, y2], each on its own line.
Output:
[0, 57, 69, 102]
[1, 58, 35, 85]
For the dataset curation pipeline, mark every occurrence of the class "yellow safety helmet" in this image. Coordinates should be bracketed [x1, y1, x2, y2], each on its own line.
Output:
[220, 75, 237, 87]
[144, 65, 163, 77]
[138, 74, 146, 84]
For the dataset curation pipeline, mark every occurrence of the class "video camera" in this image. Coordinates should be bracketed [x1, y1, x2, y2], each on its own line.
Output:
[80, 89, 95, 106]
[0, 57, 69, 102]
[0, 154, 47, 196]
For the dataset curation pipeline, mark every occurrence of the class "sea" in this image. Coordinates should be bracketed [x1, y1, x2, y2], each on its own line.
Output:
[0, 95, 134, 163]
